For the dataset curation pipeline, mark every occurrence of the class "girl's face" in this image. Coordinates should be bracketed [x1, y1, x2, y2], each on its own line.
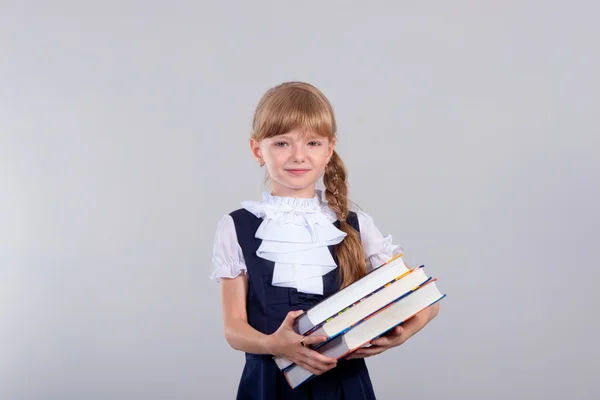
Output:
[251, 127, 335, 198]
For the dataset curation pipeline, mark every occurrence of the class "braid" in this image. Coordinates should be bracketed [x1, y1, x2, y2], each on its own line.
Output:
[324, 150, 367, 288]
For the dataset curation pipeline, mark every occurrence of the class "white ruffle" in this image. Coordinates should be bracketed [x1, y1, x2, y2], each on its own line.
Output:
[241, 190, 346, 295]
[366, 233, 403, 268]
[355, 210, 404, 270]
[210, 260, 247, 282]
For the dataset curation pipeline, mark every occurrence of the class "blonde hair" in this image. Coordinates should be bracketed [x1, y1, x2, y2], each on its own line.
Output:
[251, 81, 367, 289]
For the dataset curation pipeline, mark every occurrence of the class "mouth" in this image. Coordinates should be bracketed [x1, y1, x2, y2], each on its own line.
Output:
[285, 169, 311, 176]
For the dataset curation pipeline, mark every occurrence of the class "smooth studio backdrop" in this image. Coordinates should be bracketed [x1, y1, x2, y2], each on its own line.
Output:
[1, 1, 598, 399]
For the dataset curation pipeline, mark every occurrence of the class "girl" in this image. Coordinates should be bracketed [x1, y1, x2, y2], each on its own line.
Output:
[211, 81, 440, 399]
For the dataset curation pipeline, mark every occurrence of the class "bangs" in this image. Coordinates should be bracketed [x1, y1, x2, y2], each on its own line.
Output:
[252, 83, 336, 140]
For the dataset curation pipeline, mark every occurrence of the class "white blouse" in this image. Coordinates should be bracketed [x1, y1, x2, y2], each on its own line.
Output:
[210, 190, 403, 295]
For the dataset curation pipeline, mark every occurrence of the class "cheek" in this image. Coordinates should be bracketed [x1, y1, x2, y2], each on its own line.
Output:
[264, 150, 286, 168]
[312, 150, 330, 169]
[271, 152, 288, 166]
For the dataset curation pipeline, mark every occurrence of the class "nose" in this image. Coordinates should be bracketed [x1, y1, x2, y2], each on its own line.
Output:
[292, 145, 306, 163]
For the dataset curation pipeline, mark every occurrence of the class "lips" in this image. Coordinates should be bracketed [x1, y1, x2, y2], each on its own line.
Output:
[285, 169, 311, 175]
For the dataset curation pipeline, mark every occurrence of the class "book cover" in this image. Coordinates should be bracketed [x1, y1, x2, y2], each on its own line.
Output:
[283, 279, 446, 389]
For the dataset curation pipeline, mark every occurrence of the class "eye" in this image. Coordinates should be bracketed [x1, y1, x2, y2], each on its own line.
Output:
[273, 141, 289, 147]
[308, 141, 322, 146]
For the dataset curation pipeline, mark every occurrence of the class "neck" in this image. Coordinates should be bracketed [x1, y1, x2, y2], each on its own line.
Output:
[270, 183, 316, 198]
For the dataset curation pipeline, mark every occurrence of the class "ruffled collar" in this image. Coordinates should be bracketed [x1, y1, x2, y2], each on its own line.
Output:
[261, 191, 322, 212]
[240, 189, 345, 295]
[242, 189, 337, 221]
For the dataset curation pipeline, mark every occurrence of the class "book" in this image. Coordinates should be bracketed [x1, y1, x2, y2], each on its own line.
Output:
[283, 279, 446, 389]
[292, 253, 410, 336]
[274, 265, 431, 370]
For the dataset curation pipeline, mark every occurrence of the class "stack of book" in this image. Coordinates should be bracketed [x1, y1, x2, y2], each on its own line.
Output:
[274, 253, 446, 389]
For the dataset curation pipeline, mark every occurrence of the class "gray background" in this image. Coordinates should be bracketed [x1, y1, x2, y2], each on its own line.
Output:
[1, 1, 598, 399]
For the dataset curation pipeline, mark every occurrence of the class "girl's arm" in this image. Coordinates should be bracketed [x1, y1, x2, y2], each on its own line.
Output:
[219, 275, 338, 376]
[220, 274, 271, 354]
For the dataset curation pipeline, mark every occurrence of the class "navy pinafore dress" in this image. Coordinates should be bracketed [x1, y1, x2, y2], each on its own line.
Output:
[229, 208, 377, 400]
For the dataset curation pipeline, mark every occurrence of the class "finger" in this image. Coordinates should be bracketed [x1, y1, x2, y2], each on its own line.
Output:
[374, 326, 404, 345]
[371, 336, 394, 347]
[371, 337, 389, 346]
[349, 346, 387, 359]
[382, 326, 403, 338]
[301, 334, 329, 347]
[298, 354, 328, 375]
[364, 346, 387, 356]
[297, 360, 323, 376]
[300, 347, 338, 365]
[300, 353, 336, 374]
[299, 347, 338, 367]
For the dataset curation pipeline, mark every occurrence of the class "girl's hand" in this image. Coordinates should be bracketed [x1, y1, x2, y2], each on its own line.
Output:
[267, 310, 338, 376]
[346, 303, 439, 359]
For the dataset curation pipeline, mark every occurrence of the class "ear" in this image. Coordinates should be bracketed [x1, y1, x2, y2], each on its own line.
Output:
[250, 139, 263, 164]
[327, 137, 337, 161]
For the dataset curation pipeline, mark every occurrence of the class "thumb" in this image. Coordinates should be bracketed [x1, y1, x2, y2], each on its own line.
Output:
[283, 310, 304, 326]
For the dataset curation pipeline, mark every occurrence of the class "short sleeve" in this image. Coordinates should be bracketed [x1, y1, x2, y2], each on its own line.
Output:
[356, 210, 404, 272]
[210, 214, 248, 282]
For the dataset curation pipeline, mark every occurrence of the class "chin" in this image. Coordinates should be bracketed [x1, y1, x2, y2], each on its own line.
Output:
[284, 181, 315, 190]
[272, 176, 319, 191]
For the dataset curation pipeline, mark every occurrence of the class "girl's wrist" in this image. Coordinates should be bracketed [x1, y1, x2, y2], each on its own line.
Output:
[263, 333, 277, 356]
